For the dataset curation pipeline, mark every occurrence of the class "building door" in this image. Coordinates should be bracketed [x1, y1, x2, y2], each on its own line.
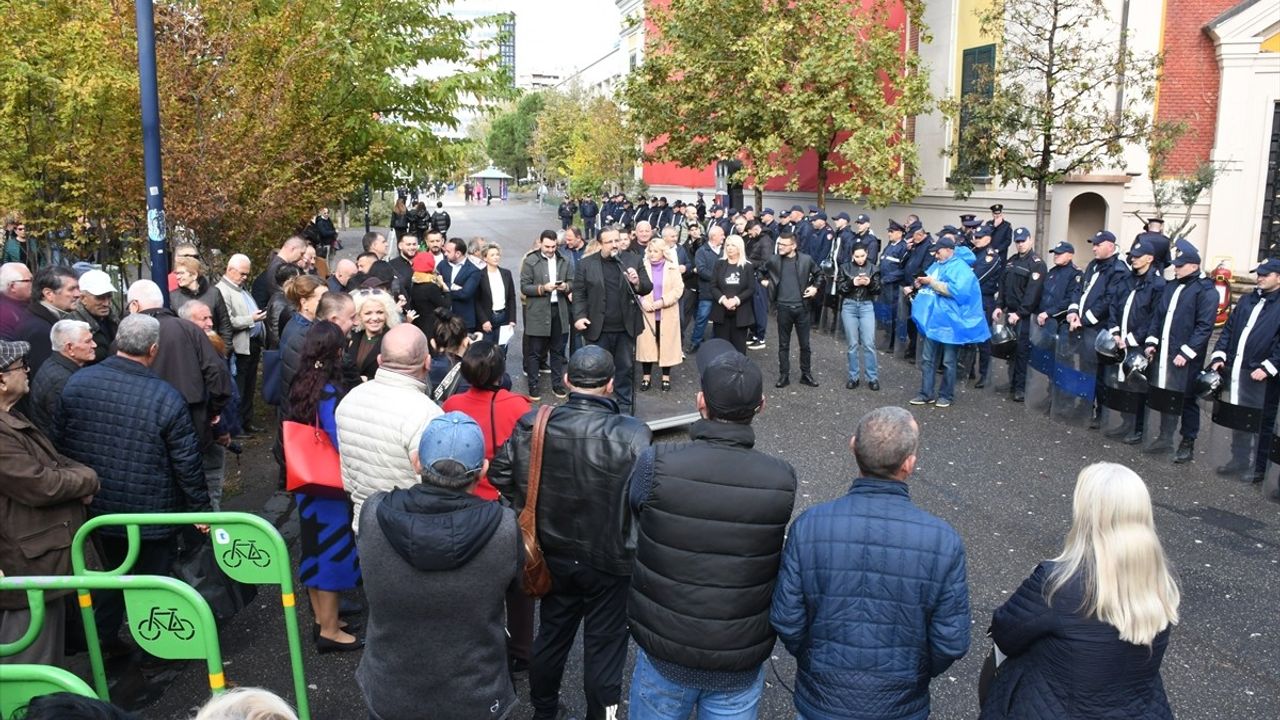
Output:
[1260, 102, 1280, 260]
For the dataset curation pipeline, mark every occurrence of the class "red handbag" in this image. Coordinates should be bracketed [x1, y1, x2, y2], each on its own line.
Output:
[282, 420, 346, 498]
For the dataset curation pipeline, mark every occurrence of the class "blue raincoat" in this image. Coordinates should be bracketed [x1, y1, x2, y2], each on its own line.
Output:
[912, 246, 991, 345]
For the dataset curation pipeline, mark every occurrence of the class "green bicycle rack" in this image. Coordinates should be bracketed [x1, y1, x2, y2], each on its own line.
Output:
[71, 512, 309, 719]
[0, 575, 222, 719]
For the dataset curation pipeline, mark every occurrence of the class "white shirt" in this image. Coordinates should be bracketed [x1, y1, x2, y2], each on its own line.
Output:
[545, 253, 560, 303]
[487, 268, 505, 313]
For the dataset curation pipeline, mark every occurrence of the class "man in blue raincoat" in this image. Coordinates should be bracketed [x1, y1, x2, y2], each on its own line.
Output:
[910, 235, 991, 408]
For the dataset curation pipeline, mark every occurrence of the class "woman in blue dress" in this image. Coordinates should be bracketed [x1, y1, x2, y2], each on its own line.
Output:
[285, 320, 363, 652]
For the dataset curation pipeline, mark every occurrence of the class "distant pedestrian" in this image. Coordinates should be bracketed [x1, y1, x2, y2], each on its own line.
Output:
[772, 406, 970, 720]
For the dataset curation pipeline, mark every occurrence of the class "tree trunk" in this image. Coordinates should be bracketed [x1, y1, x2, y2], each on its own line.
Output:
[754, 185, 764, 213]
[816, 150, 828, 209]
[1034, 179, 1048, 252]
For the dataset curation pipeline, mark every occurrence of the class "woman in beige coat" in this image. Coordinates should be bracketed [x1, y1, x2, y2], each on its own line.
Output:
[636, 237, 685, 391]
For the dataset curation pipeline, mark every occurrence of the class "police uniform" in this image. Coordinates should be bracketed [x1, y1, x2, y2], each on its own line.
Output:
[1068, 231, 1133, 424]
[999, 227, 1047, 399]
[1141, 246, 1215, 461]
[878, 223, 909, 353]
[967, 224, 1004, 385]
[850, 213, 880, 265]
[900, 231, 936, 359]
[1099, 240, 1166, 442]
[989, 204, 1014, 260]
[1039, 248, 1082, 322]
[1132, 218, 1172, 272]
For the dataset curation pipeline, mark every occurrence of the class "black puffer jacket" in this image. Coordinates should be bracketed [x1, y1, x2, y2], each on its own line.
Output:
[55, 356, 209, 538]
[170, 275, 233, 348]
[27, 352, 80, 438]
[489, 394, 652, 576]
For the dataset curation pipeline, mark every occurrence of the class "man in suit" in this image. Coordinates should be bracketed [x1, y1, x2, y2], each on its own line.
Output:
[573, 228, 653, 415]
[521, 231, 573, 400]
[441, 237, 482, 331]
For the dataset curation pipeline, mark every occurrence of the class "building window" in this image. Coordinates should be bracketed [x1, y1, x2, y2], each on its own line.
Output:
[1260, 102, 1280, 260]
[630, 53, 638, 70]
[958, 44, 996, 179]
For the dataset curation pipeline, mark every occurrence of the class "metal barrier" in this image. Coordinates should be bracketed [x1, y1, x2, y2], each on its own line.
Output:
[71, 512, 308, 719]
[0, 575, 222, 719]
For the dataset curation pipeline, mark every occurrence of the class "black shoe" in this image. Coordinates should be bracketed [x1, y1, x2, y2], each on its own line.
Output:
[1011, 391, 1025, 403]
[639, 379, 652, 391]
[1103, 424, 1132, 440]
[846, 380, 859, 390]
[313, 621, 362, 640]
[868, 381, 880, 391]
[1239, 471, 1264, 484]
[1087, 413, 1101, 430]
[1216, 460, 1249, 476]
[1143, 437, 1175, 455]
[552, 386, 568, 398]
[1267, 488, 1280, 503]
[661, 379, 671, 391]
[1172, 439, 1195, 464]
[527, 386, 541, 401]
[973, 379, 986, 389]
[1122, 431, 1144, 445]
[316, 634, 364, 653]
[242, 423, 263, 434]
[775, 376, 790, 388]
[800, 375, 819, 387]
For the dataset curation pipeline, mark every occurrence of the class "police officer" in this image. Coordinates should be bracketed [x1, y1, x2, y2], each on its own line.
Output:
[1038, 242, 1082, 327]
[1100, 238, 1166, 443]
[1067, 230, 1133, 427]
[989, 204, 1014, 260]
[959, 214, 981, 247]
[993, 227, 1046, 402]
[1140, 238, 1215, 462]
[849, 213, 880, 265]
[1132, 217, 1172, 273]
[579, 196, 599, 239]
[832, 212, 855, 264]
[878, 220, 909, 354]
[653, 197, 673, 230]
[965, 223, 1004, 387]
[779, 205, 806, 239]
[804, 212, 836, 326]
[901, 226, 935, 361]
[760, 208, 779, 238]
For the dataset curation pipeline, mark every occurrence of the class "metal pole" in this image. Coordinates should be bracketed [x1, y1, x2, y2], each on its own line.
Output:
[1114, 0, 1131, 120]
[136, 0, 169, 304]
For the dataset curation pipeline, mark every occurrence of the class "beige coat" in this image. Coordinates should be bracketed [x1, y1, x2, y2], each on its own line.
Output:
[636, 259, 685, 367]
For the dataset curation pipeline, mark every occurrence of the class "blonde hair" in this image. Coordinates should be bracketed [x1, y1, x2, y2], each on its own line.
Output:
[1046, 463, 1180, 646]
[723, 235, 747, 266]
[192, 686, 298, 720]
[646, 236, 676, 264]
[354, 290, 402, 331]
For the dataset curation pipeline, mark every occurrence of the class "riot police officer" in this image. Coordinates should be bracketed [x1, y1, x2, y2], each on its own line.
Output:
[1140, 239, 1215, 462]
[966, 223, 1004, 387]
[1133, 217, 1172, 273]
[993, 227, 1046, 402]
[1038, 242, 1082, 326]
[850, 213, 880, 265]
[878, 220, 909, 353]
[1100, 239, 1166, 443]
[1067, 230, 1133, 427]
[901, 226, 935, 361]
[832, 212, 856, 265]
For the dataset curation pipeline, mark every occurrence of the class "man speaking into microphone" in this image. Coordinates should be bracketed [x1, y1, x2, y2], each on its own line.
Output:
[573, 228, 654, 415]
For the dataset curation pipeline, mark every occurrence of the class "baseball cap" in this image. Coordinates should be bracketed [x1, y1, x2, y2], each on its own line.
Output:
[974, 224, 994, 238]
[1013, 227, 1031, 242]
[808, 205, 819, 213]
[1050, 241, 1075, 255]
[813, 211, 828, 221]
[78, 269, 117, 296]
[855, 213, 870, 224]
[1129, 239, 1155, 258]
[1254, 258, 1280, 275]
[1090, 230, 1117, 244]
[762, 207, 775, 216]
[0, 340, 30, 370]
[935, 236, 957, 250]
[834, 212, 851, 222]
[789, 204, 805, 213]
[417, 412, 486, 474]
[567, 345, 614, 388]
[695, 339, 763, 422]
[744, 206, 754, 212]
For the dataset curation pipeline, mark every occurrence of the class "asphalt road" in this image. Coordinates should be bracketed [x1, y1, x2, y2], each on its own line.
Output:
[126, 199, 1278, 720]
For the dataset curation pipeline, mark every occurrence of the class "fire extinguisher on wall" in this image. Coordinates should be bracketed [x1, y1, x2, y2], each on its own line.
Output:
[1212, 261, 1232, 328]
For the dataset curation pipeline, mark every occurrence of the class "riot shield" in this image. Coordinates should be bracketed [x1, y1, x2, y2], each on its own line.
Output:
[1266, 428, 1280, 502]
[1051, 324, 1096, 426]
[1026, 319, 1057, 414]
[1140, 358, 1189, 457]
[1208, 371, 1269, 483]
[875, 284, 899, 351]
[1099, 358, 1146, 444]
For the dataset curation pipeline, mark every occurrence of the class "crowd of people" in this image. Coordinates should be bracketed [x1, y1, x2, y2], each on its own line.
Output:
[0, 193, 1231, 720]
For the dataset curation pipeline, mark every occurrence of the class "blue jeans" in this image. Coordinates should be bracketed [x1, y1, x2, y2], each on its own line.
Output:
[919, 337, 958, 402]
[841, 299, 878, 382]
[628, 649, 765, 720]
[690, 299, 714, 349]
[752, 288, 768, 340]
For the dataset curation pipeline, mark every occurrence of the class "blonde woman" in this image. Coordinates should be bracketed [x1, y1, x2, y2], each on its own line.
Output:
[636, 237, 684, 391]
[709, 234, 756, 353]
[980, 463, 1179, 719]
[346, 289, 401, 384]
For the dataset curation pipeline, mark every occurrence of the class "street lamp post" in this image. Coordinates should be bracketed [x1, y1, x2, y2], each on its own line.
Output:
[135, 0, 169, 304]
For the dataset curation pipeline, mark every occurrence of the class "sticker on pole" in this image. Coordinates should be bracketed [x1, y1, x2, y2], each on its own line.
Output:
[147, 209, 167, 244]
[125, 588, 210, 660]
[212, 523, 280, 584]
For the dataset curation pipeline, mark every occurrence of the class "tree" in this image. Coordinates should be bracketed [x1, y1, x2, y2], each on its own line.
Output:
[626, 0, 931, 209]
[528, 87, 637, 196]
[0, 0, 512, 265]
[943, 0, 1181, 239]
[486, 92, 544, 179]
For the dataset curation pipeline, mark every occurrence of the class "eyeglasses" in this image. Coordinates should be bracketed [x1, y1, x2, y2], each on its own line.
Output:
[353, 288, 388, 297]
[1, 361, 29, 374]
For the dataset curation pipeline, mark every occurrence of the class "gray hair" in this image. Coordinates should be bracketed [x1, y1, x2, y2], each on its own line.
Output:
[116, 313, 161, 356]
[852, 406, 919, 479]
[192, 686, 299, 720]
[634, 220, 653, 232]
[177, 300, 209, 322]
[0, 262, 28, 290]
[226, 253, 251, 272]
[421, 458, 482, 491]
[50, 319, 91, 352]
[126, 279, 164, 310]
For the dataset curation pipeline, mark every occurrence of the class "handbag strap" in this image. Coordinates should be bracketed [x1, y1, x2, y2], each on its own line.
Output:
[520, 405, 554, 526]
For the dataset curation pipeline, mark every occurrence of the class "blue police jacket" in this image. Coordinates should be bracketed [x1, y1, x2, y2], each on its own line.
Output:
[903, 236, 935, 280]
[1211, 287, 1280, 385]
[879, 238, 908, 285]
[1069, 254, 1130, 327]
[1040, 263, 1081, 318]
[1110, 269, 1166, 348]
[971, 246, 1003, 297]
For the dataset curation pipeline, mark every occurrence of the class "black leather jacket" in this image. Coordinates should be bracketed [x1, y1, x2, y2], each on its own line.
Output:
[837, 261, 882, 302]
[489, 394, 652, 576]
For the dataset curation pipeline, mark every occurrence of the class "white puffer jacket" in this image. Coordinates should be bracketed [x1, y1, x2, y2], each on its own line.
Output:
[336, 368, 442, 532]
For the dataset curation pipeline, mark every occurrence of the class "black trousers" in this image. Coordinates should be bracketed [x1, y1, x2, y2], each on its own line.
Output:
[592, 330, 636, 415]
[236, 337, 262, 428]
[776, 302, 812, 377]
[1010, 319, 1032, 393]
[529, 555, 630, 720]
[524, 311, 566, 390]
[94, 534, 178, 649]
[713, 321, 749, 354]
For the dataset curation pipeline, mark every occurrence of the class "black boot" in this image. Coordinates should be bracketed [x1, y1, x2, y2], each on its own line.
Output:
[775, 375, 790, 388]
[1172, 438, 1195, 464]
[1143, 432, 1175, 455]
[1215, 458, 1249, 476]
[1103, 418, 1135, 440]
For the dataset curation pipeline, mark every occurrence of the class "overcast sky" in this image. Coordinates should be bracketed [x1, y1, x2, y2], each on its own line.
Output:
[451, 0, 622, 77]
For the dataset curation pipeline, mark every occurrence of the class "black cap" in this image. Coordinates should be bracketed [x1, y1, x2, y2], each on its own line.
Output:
[990, 203, 1004, 214]
[567, 346, 614, 389]
[696, 340, 764, 422]
[887, 220, 906, 233]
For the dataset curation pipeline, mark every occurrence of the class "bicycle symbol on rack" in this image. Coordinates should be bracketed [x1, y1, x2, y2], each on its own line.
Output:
[221, 539, 270, 569]
[136, 606, 195, 642]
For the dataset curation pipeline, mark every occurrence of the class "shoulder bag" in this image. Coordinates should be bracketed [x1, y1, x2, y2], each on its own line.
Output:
[282, 417, 346, 499]
[518, 404, 554, 597]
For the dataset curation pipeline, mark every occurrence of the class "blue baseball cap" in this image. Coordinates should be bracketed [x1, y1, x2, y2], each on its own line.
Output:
[1091, 230, 1117, 244]
[1172, 238, 1200, 267]
[975, 223, 994, 238]
[418, 412, 486, 474]
[834, 211, 851, 222]
[1013, 227, 1031, 242]
[744, 205, 754, 212]
[1129, 239, 1155, 258]
[855, 213, 870, 224]
[808, 205, 819, 213]
[1254, 258, 1280, 275]
[1050, 241, 1075, 255]
[789, 204, 805, 213]
[813, 211, 828, 221]
[762, 207, 775, 216]
[935, 236, 957, 250]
